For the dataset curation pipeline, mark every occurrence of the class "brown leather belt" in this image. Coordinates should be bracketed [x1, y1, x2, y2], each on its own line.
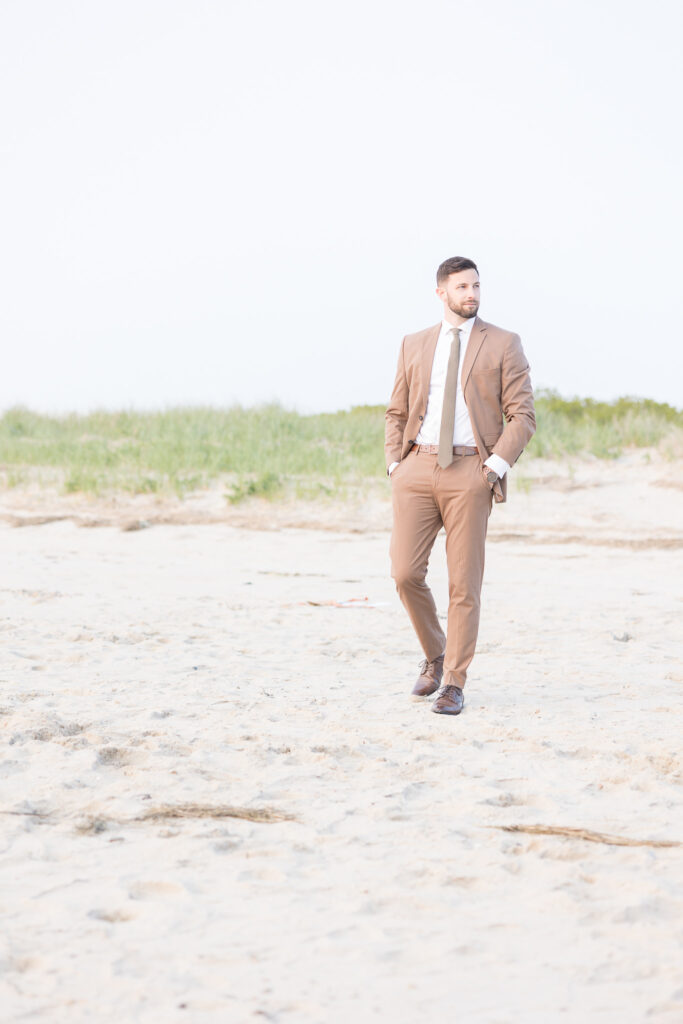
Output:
[411, 444, 478, 456]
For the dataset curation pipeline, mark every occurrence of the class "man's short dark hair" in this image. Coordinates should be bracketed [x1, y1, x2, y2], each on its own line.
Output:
[436, 257, 479, 286]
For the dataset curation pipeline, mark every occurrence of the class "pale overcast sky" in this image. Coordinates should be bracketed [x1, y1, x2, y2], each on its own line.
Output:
[2, 0, 681, 414]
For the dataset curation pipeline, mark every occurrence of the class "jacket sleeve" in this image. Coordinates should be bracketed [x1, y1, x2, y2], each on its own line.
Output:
[384, 337, 409, 469]
[492, 333, 536, 466]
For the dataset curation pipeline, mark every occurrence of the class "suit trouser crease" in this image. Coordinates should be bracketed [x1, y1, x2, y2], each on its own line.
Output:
[390, 449, 492, 688]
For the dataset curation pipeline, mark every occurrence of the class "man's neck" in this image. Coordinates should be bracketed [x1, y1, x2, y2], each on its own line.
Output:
[443, 311, 475, 328]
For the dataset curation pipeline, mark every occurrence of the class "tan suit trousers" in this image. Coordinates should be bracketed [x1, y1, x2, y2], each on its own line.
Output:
[390, 447, 493, 688]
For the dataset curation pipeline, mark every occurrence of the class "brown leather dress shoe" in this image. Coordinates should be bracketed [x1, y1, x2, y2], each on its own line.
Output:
[431, 684, 464, 715]
[411, 654, 445, 698]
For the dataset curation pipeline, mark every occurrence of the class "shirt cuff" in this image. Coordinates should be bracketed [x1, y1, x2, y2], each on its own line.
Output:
[484, 453, 510, 478]
[387, 461, 400, 477]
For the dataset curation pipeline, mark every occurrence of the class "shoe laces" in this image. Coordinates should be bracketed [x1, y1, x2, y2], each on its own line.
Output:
[436, 684, 461, 698]
[419, 655, 442, 675]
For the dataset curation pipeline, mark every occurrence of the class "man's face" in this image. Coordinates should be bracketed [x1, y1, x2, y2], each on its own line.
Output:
[436, 270, 481, 320]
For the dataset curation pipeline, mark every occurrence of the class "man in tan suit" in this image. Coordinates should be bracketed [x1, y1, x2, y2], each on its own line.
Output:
[385, 256, 535, 715]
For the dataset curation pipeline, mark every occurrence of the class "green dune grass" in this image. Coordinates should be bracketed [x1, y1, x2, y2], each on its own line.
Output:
[0, 391, 680, 501]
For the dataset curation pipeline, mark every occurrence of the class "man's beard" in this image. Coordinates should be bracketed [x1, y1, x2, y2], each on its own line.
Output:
[448, 299, 479, 319]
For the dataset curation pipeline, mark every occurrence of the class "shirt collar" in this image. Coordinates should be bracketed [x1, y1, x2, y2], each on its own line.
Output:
[441, 316, 476, 340]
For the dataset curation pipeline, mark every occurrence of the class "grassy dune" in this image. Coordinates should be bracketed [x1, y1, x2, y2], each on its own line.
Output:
[0, 391, 681, 501]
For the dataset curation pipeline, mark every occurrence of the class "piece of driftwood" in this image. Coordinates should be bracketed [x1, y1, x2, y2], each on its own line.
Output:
[134, 802, 294, 823]
[494, 824, 681, 848]
[1, 803, 295, 829]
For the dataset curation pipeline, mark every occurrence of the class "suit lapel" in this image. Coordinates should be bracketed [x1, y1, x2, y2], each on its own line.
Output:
[461, 317, 488, 390]
[420, 323, 441, 412]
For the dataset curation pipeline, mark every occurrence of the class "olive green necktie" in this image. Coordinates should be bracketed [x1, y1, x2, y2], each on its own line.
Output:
[438, 326, 461, 468]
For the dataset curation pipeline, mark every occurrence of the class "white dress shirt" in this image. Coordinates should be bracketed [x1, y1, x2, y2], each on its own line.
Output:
[389, 317, 510, 479]
[417, 317, 477, 446]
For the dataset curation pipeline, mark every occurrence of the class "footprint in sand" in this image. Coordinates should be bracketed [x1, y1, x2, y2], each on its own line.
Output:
[481, 792, 528, 807]
[88, 908, 137, 922]
[97, 746, 148, 767]
[128, 880, 183, 901]
[29, 721, 87, 742]
[0, 956, 42, 973]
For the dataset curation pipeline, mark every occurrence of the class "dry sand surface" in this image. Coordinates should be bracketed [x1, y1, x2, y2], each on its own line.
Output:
[1, 450, 682, 1023]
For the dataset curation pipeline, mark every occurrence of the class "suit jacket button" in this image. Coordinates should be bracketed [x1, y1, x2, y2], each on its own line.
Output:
[418, 415, 423, 420]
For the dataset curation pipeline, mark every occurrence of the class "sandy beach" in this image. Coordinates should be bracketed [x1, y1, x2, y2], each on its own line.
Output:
[2, 449, 682, 1023]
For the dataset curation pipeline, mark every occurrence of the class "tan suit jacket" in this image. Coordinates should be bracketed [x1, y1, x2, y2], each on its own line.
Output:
[385, 317, 536, 503]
